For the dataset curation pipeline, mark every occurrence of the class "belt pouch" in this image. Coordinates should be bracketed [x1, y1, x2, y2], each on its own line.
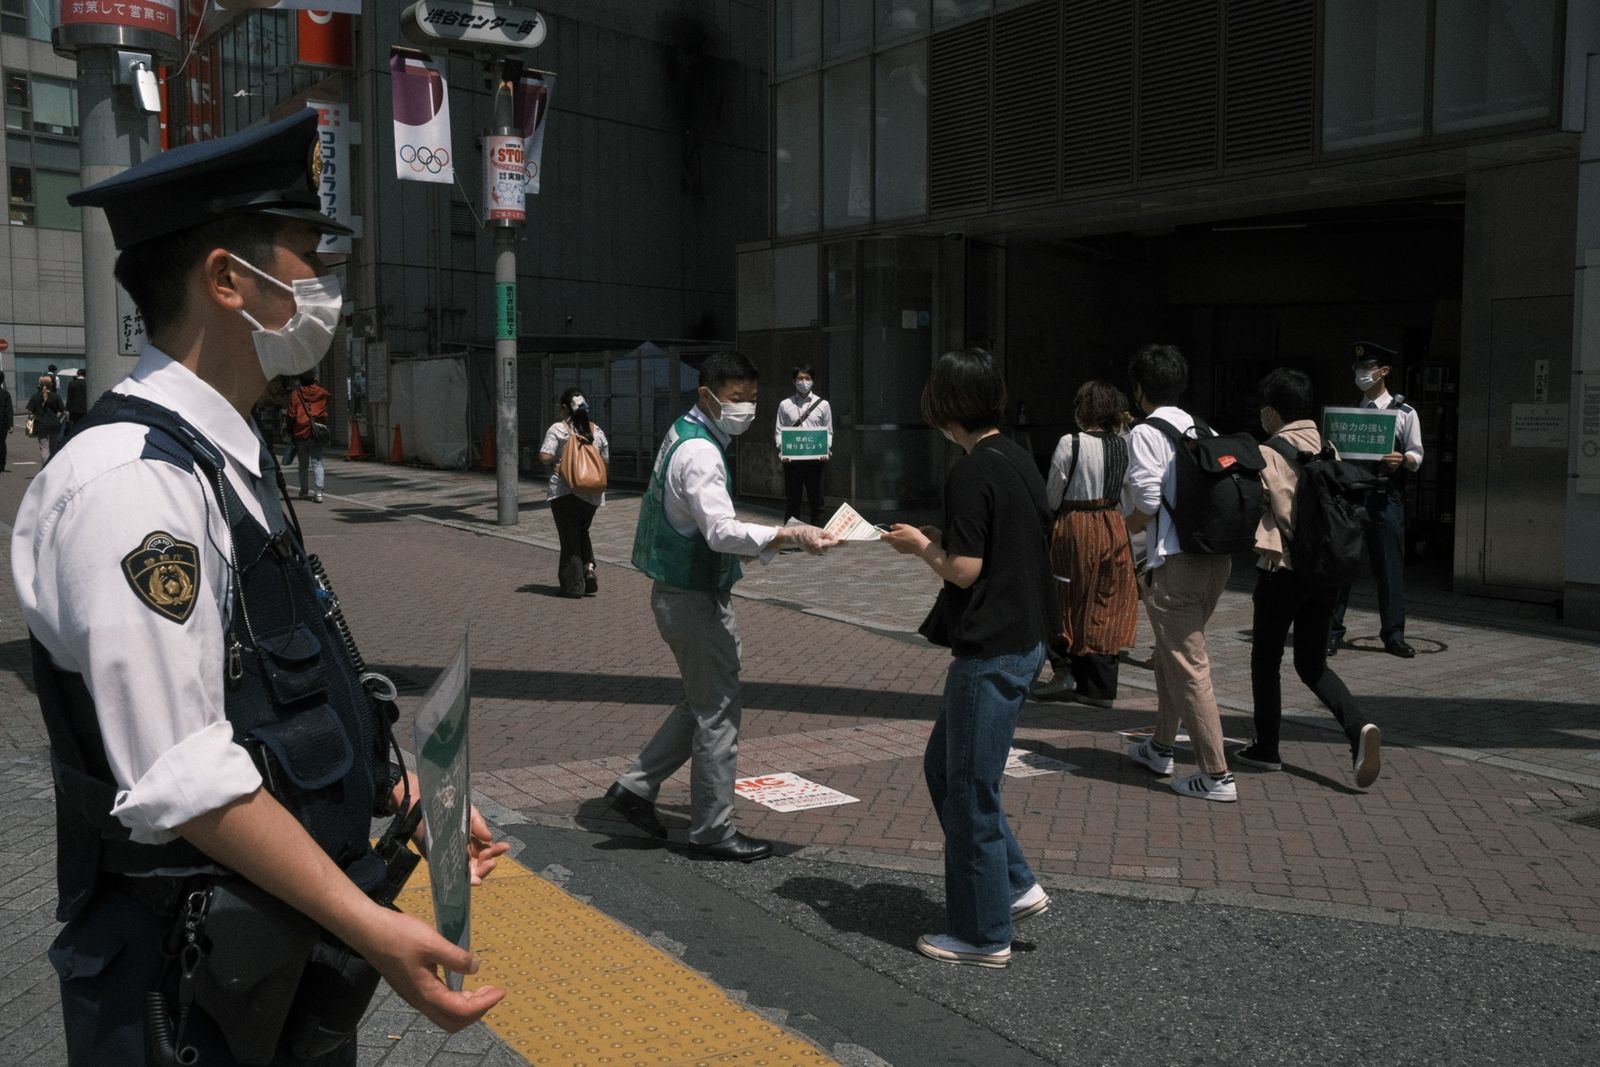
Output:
[284, 939, 384, 1060]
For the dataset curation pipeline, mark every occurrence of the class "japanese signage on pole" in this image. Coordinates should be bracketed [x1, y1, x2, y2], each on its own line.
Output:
[516, 71, 555, 195]
[390, 49, 454, 185]
[307, 100, 353, 253]
[484, 134, 525, 223]
[59, 0, 179, 36]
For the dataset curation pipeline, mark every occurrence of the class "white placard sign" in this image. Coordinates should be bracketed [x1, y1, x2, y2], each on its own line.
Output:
[1003, 748, 1079, 779]
[1509, 403, 1569, 449]
[734, 773, 859, 812]
[116, 284, 147, 357]
[307, 100, 353, 253]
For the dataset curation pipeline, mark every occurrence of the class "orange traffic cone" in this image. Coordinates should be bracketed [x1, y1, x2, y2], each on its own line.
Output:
[346, 416, 369, 460]
[475, 424, 496, 470]
[389, 424, 405, 464]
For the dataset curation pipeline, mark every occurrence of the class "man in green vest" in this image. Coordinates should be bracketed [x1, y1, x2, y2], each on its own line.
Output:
[605, 351, 837, 861]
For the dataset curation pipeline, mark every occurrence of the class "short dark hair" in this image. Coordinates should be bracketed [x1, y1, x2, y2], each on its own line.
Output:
[792, 364, 814, 379]
[698, 350, 760, 394]
[1127, 343, 1188, 406]
[1074, 379, 1129, 431]
[560, 385, 593, 436]
[297, 369, 318, 386]
[114, 215, 287, 339]
[1258, 367, 1315, 423]
[921, 347, 1006, 433]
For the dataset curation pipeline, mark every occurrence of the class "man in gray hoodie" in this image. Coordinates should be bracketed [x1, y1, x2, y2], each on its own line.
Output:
[1233, 368, 1381, 789]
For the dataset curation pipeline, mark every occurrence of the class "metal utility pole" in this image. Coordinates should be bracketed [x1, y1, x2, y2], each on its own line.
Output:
[53, 11, 172, 400]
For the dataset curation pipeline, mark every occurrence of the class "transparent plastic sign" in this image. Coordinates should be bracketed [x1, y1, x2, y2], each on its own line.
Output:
[416, 631, 472, 990]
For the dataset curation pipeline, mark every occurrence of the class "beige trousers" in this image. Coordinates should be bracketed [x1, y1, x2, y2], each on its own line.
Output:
[1143, 552, 1232, 775]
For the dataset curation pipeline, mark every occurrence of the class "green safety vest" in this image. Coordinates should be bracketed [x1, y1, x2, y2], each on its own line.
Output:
[631, 416, 743, 592]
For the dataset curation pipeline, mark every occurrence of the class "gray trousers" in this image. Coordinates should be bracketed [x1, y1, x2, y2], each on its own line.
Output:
[616, 582, 743, 844]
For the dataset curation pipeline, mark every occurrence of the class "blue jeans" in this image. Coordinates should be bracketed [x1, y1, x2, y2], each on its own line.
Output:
[924, 641, 1045, 949]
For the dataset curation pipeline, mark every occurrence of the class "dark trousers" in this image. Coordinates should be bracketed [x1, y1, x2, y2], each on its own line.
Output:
[1068, 653, 1120, 701]
[550, 492, 598, 595]
[782, 460, 826, 525]
[51, 890, 355, 1066]
[1331, 491, 1407, 645]
[1, 431, 7, 471]
[1251, 568, 1368, 759]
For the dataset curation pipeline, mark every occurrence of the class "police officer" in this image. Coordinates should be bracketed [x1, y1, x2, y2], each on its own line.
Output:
[14, 111, 507, 1064]
[1329, 341, 1424, 658]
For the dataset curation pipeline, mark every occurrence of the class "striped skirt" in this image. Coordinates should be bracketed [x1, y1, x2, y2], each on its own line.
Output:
[1048, 501, 1139, 656]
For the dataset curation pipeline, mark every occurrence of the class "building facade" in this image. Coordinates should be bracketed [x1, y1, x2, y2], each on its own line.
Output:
[740, 0, 1600, 628]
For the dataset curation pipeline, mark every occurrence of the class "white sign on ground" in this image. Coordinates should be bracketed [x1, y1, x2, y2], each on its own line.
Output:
[1004, 748, 1078, 778]
[735, 772, 859, 812]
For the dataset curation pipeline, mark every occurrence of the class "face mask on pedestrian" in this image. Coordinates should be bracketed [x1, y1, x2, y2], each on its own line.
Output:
[795, 379, 812, 396]
[940, 426, 958, 444]
[1355, 367, 1382, 391]
[231, 252, 342, 379]
[705, 389, 757, 436]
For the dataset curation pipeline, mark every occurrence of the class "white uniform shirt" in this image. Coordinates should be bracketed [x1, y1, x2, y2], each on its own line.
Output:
[11, 347, 283, 844]
[773, 392, 833, 450]
[1045, 432, 1114, 511]
[1123, 405, 1193, 570]
[1361, 390, 1424, 471]
[539, 420, 611, 506]
[662, 407, 779, 560]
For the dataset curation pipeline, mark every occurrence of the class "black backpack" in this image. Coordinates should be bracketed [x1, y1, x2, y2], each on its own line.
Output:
[1265, 439, 1375, 587]
[1143, 416, 1265, 555]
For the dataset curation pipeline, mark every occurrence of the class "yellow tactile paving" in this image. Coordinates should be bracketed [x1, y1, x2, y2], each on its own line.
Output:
[395, 854, 837, 1066]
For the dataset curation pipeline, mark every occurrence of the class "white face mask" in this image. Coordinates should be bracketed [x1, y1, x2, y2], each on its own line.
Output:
[795, 380, 812, 396]
[708, 392, 757, 436]
[940, 427, 958, 444]
[1355, 369, 1380, 391]
[232, 253, 342, 379]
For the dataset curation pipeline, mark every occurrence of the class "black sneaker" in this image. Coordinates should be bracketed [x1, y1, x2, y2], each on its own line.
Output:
[1232, 744, 1283, 771]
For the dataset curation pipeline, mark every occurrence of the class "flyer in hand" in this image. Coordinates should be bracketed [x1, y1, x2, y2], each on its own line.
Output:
[819, 502, 886, 544]
[416, 631, 472, 992]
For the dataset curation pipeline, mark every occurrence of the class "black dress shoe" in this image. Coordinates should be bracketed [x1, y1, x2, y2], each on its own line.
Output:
[1325, 639, 1339, 657]
[1384, 640, 1416, 659]
[691, 831, 772, 862]
[603, 783, 667, 838]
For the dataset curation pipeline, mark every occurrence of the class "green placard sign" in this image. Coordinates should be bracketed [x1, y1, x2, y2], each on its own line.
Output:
[780, 427, 829, 459]
[1323, 405, 1399, 461]
[496, 282, 517, 340]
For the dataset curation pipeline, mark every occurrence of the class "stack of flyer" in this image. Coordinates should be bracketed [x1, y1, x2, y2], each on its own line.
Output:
[785, 502, 885, 544]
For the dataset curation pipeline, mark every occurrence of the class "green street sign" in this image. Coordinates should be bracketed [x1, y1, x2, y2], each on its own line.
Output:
[780, 427, 829, 459]
[1323, 406, 1399, 461]
[496, 282, 517, 340]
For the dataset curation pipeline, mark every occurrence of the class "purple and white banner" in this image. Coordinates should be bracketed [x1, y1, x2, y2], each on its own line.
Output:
[390, 48, 454, 185]
[515, 70, 555, 195]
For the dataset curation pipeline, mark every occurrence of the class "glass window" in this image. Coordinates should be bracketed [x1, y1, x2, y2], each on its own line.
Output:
[1433, 0, 1556, 133]
[5, 74, 27, 132]
[30, 78, 78, 138]
[933, 0, 990, 26]
[875, 41, 928, 221]
[775, 75, 820, 236]
[9, 165, 34, 226]
[0, 0, 25, 36]
[823, 59, 872, 230]
[825, 241, 856, 327]
[33, 170, 81, 231]
[877, 0, 930, 44]
[776, 0, 822, 74]
[1322, 0, 1427, 149]
[824, 0, 872, 59]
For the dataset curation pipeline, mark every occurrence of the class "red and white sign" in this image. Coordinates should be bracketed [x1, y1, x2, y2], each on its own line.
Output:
[58, 0, 180, 37]
[515, 70, 555, 195]
[734, 773, 859, 813]
[0, 338, 9, 353]
[307, 100, 353, 253]
[483, 134, 525, 223]
[297, 10, 354, 68]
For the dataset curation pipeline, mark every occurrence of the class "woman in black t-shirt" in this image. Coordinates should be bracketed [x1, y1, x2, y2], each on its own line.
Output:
[883, 348, 1055, 969]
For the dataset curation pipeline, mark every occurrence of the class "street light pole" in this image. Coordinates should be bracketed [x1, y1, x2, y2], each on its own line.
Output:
[489, 69, 521, 527]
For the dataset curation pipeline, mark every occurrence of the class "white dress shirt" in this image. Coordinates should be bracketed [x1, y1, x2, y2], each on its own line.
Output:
[1045, 432, 1113, 511]
[11, 347, 279, 844]
[1123, 405, 1193, 570]
[1362, 389, 1424, 471]
[774, 392, 834, 450]
[663, 406, 779, 560]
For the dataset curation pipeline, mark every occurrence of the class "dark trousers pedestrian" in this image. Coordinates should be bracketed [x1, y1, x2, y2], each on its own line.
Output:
[1, 433, 7, 472]
[782, 460, 826, 525]
[1331, 491, 1406, 645]
[1251, 568, 1369, 759]
[550, 492, 598, 596]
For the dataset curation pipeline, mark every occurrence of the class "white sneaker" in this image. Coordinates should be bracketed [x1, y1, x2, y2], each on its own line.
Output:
[1171, 771, 1238, 803]
[915, 933, 1011, 969]
[1127, 738, 1175, 776]
[1011, 884, 1050, 922]
[1353, 724, 1382, 788]
[313, 490, 323, 503]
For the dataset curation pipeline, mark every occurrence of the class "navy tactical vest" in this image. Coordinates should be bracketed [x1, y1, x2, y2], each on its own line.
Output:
[34, 394, 394, 921]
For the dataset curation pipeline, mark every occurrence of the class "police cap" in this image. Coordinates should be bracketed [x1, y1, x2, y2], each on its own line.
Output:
[1351, 341, 1398, 367]
[68, 110, 353, 251]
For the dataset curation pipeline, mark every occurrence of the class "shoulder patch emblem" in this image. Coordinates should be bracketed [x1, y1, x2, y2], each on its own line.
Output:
[122, 532, 201, 624]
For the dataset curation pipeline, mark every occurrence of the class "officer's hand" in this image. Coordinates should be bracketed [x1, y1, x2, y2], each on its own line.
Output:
[468, 804, 511, 885]
[1381, 451, 1404, 470]
[785, 524, 838, 555]
[362, 908, 506, 1032]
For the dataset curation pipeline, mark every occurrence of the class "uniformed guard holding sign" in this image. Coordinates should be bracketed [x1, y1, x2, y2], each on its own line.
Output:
[13, 110, 508, 1065]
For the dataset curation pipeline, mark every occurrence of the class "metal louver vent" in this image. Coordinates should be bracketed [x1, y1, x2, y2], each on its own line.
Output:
[992, 1, 1060, 205]
[451, 201, 477, 236]
[1223, 0, 1315, 167]
[1062, 0, 1135, 190]
[929, 20, 992, 214]
[1138, 0, 1220, 180]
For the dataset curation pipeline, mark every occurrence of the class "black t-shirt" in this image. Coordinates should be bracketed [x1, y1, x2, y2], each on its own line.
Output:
[939, 434, 1057, 657]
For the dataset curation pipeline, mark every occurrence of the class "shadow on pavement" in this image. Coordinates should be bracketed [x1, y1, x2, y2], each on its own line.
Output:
[770, 876, 945, 952]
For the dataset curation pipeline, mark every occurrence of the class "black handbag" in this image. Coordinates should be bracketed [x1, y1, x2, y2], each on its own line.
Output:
[917, 588, 951, 648]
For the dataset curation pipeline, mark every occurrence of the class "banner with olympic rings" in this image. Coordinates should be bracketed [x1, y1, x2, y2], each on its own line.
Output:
[391, 48, 455, 185]
[515, 70, 556, 196]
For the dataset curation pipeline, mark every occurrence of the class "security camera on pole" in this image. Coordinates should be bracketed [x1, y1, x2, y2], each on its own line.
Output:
[52, 4, 176, 403]
[401, 1, 549, 527]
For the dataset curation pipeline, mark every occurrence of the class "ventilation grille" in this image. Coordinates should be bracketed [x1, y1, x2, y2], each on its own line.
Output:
[1062, 0, 1135, 190]
[929, 19, 993, 214]
[1137, 0, 1220, 180]
[451, 201, 477, 237]
[1224, 0, 1315, 167]
[991, 1, 1060, 205]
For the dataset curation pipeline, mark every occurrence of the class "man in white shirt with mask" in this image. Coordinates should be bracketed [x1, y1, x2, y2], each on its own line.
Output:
[774, 363, 833, 525]
[606, 351, 837, 861]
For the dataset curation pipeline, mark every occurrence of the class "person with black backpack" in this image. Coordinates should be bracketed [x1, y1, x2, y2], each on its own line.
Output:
[1123, 344, 1253, 803]
[1234, 369, 1381, 789]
